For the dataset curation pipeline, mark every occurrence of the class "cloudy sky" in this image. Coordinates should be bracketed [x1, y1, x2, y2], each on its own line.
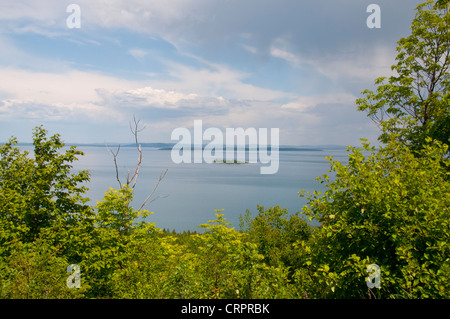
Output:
[0, 0, 424, 146]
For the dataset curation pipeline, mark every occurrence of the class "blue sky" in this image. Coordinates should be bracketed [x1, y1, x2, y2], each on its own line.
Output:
[0, 0, 423, 146]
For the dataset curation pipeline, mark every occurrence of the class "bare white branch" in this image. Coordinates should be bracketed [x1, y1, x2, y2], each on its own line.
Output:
[138, 168, 168, 211]
[105, 143, 122, 189]
[107, 115, 168, 212]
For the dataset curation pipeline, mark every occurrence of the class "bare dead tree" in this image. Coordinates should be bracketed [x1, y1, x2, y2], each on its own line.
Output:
[105, 115, 168, 211]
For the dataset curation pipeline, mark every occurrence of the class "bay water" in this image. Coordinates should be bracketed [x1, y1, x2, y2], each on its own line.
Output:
[72, 145, 349, 232]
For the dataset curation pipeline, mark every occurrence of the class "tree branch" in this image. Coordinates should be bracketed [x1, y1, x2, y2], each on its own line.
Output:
[138, 168, 168, 211]
[105, 143, 122, 189]
[128, 115, 146, 189]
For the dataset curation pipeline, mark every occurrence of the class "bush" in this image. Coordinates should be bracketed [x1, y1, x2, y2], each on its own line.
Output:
[297, 139, 449, 298]
[0, 239, 86, 298]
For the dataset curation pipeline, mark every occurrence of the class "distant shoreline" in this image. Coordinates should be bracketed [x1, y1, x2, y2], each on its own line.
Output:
[12, 142, 349, 151]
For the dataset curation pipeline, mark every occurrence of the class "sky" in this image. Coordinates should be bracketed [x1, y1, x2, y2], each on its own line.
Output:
[0, 0, 424, 146]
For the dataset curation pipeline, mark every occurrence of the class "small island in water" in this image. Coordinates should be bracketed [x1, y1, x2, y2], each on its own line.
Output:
[212, 159, 248, 164]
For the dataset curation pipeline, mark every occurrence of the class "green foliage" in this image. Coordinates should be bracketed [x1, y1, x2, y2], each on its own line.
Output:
[346, 0, 450, 298]
[78, 185, 158, 298]
[0, 239, 86, 298]
[0, 126, 91, 245]
[109, 233, 182, 298]
[191, 211, 293, 299]
[356, 1, 449, 151]
[241, 206, 312, 278]
[298, 139, 449, 298]
[109, 211, 294, 299]
[1, 122, 448, 299]
[95, 186, 153, 233]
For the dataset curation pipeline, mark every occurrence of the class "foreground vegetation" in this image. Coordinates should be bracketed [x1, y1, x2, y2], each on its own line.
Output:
[0, 0, 449, 299]
[0, 129, 448, 299]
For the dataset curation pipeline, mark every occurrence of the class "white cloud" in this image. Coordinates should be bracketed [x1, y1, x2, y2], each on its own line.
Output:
[0, 68, 139, 104]
[96, 86, 231, 115]
[0, 67, 142, 122]
[118, 87, 199, 107]
[0, 66, 261, 124]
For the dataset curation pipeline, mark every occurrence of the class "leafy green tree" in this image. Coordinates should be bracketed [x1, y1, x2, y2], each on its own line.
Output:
[356, 0, 449, 151]
[0, 126, 92, 245]
[291, 0, 449, 299]
[77, 186, 158, 298]
[297, 139, 449, 298]
[0, 127, 97, 298]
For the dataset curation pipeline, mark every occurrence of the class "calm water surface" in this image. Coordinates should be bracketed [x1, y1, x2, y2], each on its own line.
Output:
[72, 146, 349, 231]
[19, 145, 349, 231]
